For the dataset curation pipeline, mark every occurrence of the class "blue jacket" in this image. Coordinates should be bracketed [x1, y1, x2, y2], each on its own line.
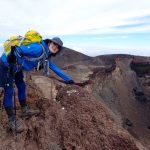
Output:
[1, 40, 72, 81]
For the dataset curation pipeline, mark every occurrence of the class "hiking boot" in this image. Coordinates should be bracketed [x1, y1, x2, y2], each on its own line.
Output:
[21, 106, 40, 118]
[8, 116, 24, 133]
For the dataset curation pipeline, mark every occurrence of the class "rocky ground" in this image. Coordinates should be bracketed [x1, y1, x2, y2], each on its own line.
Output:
[0, 50, 149, 150]
[0, 77, 145, 150]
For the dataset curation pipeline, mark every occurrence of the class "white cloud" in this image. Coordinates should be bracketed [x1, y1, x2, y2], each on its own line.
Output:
[0, 0, 149, 38]
[0, 0, 149, 57]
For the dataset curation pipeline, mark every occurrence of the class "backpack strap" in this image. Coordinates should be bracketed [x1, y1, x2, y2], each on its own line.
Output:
[15, 43, 46, 62]
[15, 42, 50, 76]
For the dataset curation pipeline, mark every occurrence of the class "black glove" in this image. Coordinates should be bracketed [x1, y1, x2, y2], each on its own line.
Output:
[65, 80, 75, 84]
[7, 46, 16, 64]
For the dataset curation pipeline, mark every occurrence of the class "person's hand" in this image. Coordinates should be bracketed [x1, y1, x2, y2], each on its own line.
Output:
[65, 80, 75, 84]
[7, 46, 16, 64]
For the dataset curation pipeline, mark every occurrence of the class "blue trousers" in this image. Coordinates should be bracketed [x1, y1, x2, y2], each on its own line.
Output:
[0, 59, 26, 108]
[3, 71, 26, 108]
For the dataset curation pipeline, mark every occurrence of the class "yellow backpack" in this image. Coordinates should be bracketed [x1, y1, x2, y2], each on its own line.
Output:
[3, 30, 42, 56]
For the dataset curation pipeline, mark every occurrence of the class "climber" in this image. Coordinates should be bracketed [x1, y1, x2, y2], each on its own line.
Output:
[0, 36, 74, 133]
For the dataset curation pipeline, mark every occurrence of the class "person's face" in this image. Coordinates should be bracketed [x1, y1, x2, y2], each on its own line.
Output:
[48, 42, 60, 54]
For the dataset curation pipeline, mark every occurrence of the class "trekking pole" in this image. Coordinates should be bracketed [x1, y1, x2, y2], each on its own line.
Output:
[10, 63, 17, 136]
[8, 46, 17, 136]
[13, 80, 17, 136]
[50, 81, 52, 100]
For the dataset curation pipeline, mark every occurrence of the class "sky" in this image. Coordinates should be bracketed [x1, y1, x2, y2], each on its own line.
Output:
[0, 0, 150, 56]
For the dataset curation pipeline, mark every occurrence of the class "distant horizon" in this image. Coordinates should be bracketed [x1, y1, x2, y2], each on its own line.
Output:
[0, 32, 150, 57]
[0, 39, 149, 58]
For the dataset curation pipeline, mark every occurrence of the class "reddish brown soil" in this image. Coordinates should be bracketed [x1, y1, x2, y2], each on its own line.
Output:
[55, 85, 141, 150]
[0, 53, 149, 150]
[0, 84, 142, 150]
